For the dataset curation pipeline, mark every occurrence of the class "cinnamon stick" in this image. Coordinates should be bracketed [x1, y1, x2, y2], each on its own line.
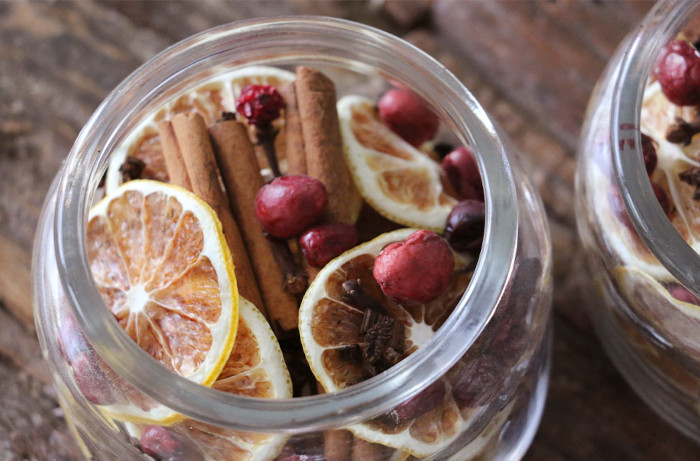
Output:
[166, 113, 265, 314]
[351, 438, 393, 461]
[295, 66, 359, 224]
[157, 121, 193, 190]
[209, 119, 301, 331]
[317, 383, 353, 461]
[279, 82, 307, 175]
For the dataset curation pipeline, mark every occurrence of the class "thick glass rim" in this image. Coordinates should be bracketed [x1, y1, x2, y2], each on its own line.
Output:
[612, 0, 700, 298]
[53, 16, 519, 431]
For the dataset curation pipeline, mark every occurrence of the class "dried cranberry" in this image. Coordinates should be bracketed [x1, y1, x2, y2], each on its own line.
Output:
[641, 133, 657, 176]
[373, 230, 454, 305]
[140, 426, 199, 461]
[444, 200, 486, 254]
[235, 84, 285, 127]
[655, 39, 700, 106]
[450, 358, 501, 408]
[651, 182, 672, 216]
[255, 175, 328, 239]
[387, 380, 446, 424]
[667, 284, 700, 306]
[378, 88, 439, 146]
[441, 146, 484, 201]
[300, 223, 358, 267]
[71, 353, 119, 405]
[57, 315, 92, 365]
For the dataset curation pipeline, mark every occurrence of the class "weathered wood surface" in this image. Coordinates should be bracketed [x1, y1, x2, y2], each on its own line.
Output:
[1, 1, 699, 459]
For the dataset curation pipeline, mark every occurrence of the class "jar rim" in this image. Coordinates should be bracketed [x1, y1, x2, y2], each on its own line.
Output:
[53, 16, 519, 431]
[612, 0, 700, 298]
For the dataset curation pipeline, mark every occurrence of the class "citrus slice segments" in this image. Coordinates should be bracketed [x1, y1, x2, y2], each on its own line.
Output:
[88, 179, 239, 423]
[104, 66, 295, 194]
[595, 80, 700, 280]
[337, 95, 458, 232]
[126, 297, 292, 461]
[298, 229, 474, 456]
[614, 266, 700, 350]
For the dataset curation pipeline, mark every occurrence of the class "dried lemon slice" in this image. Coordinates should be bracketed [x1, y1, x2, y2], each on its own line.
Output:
[88, 180, 238, 423]
[337, 95, 458, 232]
[298, 229, 474, 456]
[105, 66, 295, 193]
[614, 266, 700, 348]
[127, 297, 292, 461]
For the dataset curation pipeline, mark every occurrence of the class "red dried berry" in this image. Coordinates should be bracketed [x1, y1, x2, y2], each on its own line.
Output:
[444, 200, 486, 254]
[140, 425, 199, 461]
[641, 133, 657, 176]
[256, 175, 328, 239]
[235, 84, 285, 127]
[378, 88, 439, 146]
[373, 230, 454, 305]
[71, 353, 119, 405]
[655, 40, 700, 106]
[667, 284, 700, 306]
[651, 181, 672, 216]
[388, 380, 446, 423]
[441, 146, 484, 201]
[57, 315, 92, 365]
[300, 223, 358, 267]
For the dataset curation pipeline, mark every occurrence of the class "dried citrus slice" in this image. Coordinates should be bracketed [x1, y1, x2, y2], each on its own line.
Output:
[298, 228, 474, 456]
[595, 81, 700, 280]
[614, 266, 700, 351]
[104, 66, 295, 194]
[337, 96, 458, 232]
[88, 179, 238, 423]
[126, 297, 292, 460]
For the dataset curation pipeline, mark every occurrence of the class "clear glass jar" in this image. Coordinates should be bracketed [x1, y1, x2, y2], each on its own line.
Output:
[33, 17, 552, 460]
[576, 0, 700, 443]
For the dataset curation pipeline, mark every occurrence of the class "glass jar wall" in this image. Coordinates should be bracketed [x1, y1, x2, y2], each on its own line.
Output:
[576, 0, 700, 443]
[33, 18, 552, 460]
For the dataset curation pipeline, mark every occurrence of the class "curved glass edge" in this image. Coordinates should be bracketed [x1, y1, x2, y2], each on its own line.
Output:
[52, 17, 520, 431]
[612, 0, 700, 298]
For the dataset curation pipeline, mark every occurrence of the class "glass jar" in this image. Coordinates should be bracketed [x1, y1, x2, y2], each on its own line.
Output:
[33, 17, 552, 460]
[576, 0, 700, 443]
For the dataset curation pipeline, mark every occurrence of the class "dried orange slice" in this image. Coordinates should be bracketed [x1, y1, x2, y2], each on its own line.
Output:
[88, 179, 238, 423]
[104, 66, 295, 194]
[126, 297, 292, 460]
[337, 96, 458, 232]
[614, 267, 700, 350]
[298, 229, 474, 456]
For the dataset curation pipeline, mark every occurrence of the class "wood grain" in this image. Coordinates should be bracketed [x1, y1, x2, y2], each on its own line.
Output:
[2, 1, 699, 460]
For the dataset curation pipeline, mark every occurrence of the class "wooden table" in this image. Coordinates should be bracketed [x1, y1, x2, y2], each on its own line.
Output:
[1, 1, 699, 459]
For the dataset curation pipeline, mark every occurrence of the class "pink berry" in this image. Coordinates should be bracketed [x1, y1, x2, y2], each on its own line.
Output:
[444, 200, 486, 254]
[140, 425, 199, 460]
[389, 380, 446, 423]
[441, 146, 484, 201]
[378, 88, 439, 146]
[667, 284, 700, 306]
[256, 175, 328, 239]
[651, 182, 671, 216]
[655, 40, 700, 106]
[300, 223, 358, 267]
[57, 315, 91, 365]
[373, 230, 454, 305]
[641, 133, 657, 176]
[235, 84, 285, 127]
[71, 353, 119, 405]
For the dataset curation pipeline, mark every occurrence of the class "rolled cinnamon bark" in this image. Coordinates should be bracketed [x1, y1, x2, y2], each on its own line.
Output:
[316, 382, 353, 461]
[157, 121, 193, 190]
[295, 66, 360, 224]
[279, 82, 307, 175]
[167, 113, 265, 315]
[209, 119, 302, 332]
[351, 438, 393, 461]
